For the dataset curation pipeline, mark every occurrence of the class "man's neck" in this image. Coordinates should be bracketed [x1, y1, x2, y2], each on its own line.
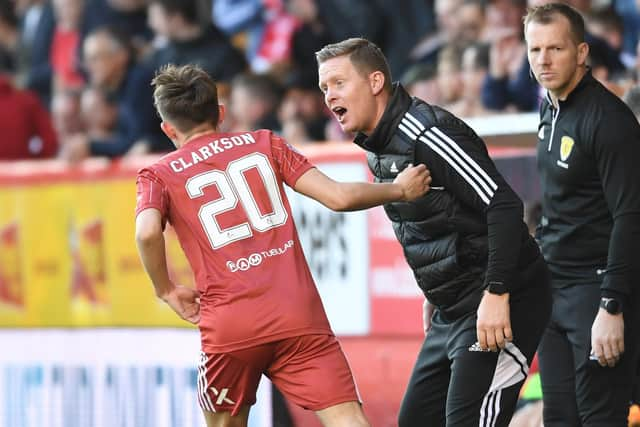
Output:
[550, 66, 587, 107]
[180, 125, 217, 147]
[364, 90, 391, 135]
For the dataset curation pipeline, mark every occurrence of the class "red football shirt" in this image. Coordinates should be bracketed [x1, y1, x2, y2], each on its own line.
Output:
[136, 130, 332, 352]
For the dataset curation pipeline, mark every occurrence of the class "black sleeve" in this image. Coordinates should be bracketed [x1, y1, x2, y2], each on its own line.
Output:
[410, 119, 525, 291]
[592, 110, 640, 298]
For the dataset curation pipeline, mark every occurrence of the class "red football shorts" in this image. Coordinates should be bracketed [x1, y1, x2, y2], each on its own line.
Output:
[197, 334, 360, 415]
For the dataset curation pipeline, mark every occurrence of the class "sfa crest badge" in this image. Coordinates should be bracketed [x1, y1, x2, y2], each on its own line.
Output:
[557, 136, 575, 169]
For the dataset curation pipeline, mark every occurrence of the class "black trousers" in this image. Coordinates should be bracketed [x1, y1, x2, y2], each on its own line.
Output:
[398, 256, 551, 427]
[539, 282, 640, 427]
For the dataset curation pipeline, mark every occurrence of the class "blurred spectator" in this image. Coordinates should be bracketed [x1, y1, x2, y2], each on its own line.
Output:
[623, 84, 640, 120]
[288, 0, 383, 86]
[50, 87, 83, 138]
[373, 0, 434, 76]
[588, 30, 634, 97]
[60, 26, 157, 161]
[401, 62, 443, 105]
[457, 0, 486, 44]
[79, 0, 151, 56]
[587, 7, 634, 69]
[437, 44, 464, 106]
[229, 72, 282, 132]
[410, 0, 464, 66]
[614, 0, 640, 56]
[15, 0, 55, 105]
[50, 0, 84, 91]
[278, 70, 328, 143]
[146, 0, 246, 83]
[211, 0, 266, 69]
[486, 0, 526, 38]
[446, 42, 491, 117]
[80, 85, 117, 140]
[248, 0, 299, 73]
[0, 73, 57, 159]
[0, 0, 18, 72]
[481, 0, 539, 112]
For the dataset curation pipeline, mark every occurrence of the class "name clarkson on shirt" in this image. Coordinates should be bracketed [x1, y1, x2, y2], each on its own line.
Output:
[170, 133, 256, 172]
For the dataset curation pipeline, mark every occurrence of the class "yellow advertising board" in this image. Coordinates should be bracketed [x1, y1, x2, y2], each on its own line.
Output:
[0, 159, 195, 327]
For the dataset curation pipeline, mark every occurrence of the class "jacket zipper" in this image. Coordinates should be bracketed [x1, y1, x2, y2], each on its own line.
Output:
[548, 103, 560, 152]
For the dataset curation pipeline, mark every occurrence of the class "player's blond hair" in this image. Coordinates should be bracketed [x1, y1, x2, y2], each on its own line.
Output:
[316, 38, 393, 94]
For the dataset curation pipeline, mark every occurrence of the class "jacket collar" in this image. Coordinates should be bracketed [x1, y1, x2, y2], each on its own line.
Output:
[354, 82, 413, 151]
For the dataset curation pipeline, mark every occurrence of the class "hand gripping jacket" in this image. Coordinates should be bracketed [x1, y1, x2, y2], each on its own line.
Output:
[354, 84, 539, 313]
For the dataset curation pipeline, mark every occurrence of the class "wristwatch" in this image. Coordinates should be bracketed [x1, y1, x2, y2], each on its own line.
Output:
[487, 281, 509, 295]
[600, 297, 622, 315]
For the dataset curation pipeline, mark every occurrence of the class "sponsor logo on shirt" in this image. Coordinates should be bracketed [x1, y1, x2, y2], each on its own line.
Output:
[390, 162, 399, 173]
[226, 240, 294, 272]
[557, 135, 574, 169]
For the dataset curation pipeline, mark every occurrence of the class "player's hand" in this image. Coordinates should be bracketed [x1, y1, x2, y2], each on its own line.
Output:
[394, 163, 431, 201]
[591, 309, 624, 367]
[423, 299, 435, 337]
[476, 291, 512, 352]
[161, 285, 201, 324]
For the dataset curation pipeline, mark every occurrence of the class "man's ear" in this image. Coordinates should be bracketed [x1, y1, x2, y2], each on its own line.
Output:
[370, 71, 386, 96]
[577, 42, 589, 67]
[217, 104, 225, 127]
[160, 121, 177, 142]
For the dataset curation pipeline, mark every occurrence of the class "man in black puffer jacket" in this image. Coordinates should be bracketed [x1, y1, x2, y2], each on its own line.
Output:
[317, 38, 552, 427]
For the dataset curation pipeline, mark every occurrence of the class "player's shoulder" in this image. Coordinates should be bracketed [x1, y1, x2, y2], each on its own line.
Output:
[137, 152, 173, 175]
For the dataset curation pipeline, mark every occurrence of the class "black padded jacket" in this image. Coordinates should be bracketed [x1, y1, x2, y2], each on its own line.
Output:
[354, 84, 540, 311]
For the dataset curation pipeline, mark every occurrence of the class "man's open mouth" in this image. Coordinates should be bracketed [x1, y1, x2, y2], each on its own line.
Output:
[332, 107, 347, 121]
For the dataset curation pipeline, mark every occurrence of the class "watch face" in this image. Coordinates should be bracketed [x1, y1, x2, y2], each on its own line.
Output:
[602, 298, 621, 314]
[607, 299, 620, 314]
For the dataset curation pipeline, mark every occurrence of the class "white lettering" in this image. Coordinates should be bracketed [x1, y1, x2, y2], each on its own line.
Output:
[241, 133, 255, 144]
[191, 151, 203, 164]
[170, 160, 183, 172]
[179, 157, 193, 170]
[199, 146, 213, 159]
[171, 134, 258, 173]
[209, 140, 224, 154]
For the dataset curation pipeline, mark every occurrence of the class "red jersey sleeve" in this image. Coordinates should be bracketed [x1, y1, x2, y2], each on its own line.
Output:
[135, 168, 169, 218]
[270, 135, 314, 187]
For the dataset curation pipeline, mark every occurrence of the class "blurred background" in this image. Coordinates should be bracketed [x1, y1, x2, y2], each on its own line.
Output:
[1, 0, 640, 426]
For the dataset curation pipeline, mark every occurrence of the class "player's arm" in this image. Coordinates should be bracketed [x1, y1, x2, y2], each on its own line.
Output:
[293, 163, 431, 211]
[135, 170, 200, 324]
[135, 208, 173, 298]
[135, 208, 200, 324]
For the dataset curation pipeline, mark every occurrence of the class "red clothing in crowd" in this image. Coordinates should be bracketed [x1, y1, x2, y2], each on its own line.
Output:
[135, 130, 332, 353]
[50, 29, 85, 89]
[0, 76, 58, 159]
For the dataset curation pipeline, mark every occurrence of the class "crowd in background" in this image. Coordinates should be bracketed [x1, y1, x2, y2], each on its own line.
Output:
[3, 0, 640, 162]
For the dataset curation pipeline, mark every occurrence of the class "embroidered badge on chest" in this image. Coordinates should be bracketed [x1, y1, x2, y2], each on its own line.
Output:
[557, 136, 574, 169]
